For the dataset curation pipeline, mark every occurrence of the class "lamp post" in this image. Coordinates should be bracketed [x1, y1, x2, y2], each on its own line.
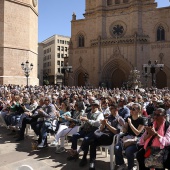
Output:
[21, 60, 33, 88]
[62, 62, 72, 86]
[143, 60, 164, 87]
[43, 72, 49, 85]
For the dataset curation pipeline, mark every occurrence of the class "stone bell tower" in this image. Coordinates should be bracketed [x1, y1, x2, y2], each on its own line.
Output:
[0, 0, 39, 85]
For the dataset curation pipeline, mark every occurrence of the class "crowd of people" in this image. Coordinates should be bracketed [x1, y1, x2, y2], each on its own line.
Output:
[0, 84, 170, 170]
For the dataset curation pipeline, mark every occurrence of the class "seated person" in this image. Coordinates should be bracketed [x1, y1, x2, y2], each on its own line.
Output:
[49, 100, 72, 147]
[52, 101, 85, 153]
[101, 99, 111, 118]
[118, 97, 130, 120]
[31, 96, 56, 148]
[114, 103, 145, 170]
[67, 100, 104, 165]
[17, 96, 38, 129]
[136, 108, 170, 170]
[4, 95, 31, 129]
[78, 103, 125, 170]
[16, 98, 44, 141]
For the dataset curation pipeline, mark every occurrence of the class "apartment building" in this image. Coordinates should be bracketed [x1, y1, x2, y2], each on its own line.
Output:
[38, 35, 70, 85]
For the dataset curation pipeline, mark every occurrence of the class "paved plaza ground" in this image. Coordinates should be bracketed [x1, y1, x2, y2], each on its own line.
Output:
[0, 126, 111, 170]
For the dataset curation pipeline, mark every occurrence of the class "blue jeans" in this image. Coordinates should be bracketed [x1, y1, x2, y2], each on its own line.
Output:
[41, 121, 52, 144]
[4, 113, 21, 126]
[71, 130, 95, 151]
[71, 130, 87, 150]
[114, 141, 138, 170]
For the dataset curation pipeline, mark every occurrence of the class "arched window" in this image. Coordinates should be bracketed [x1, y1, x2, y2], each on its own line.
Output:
[107, 0, 112, 6]
[157, 26, 165, 41]
[78, 34, 84, 47]
[115, 0, 120, 4]
[123, 0, 129, 3]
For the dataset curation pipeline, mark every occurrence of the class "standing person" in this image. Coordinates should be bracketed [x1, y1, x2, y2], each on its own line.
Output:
[136, 108, 170, 170]
[81, 103, 125, 170]
[114, 103, 145, 170]
[67, 100, 104, 167]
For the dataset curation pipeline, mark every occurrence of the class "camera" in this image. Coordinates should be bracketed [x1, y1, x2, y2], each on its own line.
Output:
[143, 117, 153, 126]
[143, 117, 148, 126]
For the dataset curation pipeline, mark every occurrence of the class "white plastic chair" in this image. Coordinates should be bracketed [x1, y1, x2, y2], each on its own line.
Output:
[25, 124, 32, 136]
[100, 133, 121, 170]
[0, 114, 8, 128]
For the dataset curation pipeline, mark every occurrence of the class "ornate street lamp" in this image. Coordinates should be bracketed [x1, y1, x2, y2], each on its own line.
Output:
[21, 60, 33, 87]
[143, 60, 164, 87]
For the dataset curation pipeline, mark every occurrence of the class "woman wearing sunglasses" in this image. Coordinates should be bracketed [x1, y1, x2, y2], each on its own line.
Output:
[136, 108, 170, 170]
[114, 103, 145, 170]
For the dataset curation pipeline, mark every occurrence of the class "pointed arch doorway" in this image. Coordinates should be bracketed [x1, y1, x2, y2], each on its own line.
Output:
[156, 71, 167, 88]
[78, 72, 85, 86]
[101, 58, 132, 89]
[111, 69, 126, 88]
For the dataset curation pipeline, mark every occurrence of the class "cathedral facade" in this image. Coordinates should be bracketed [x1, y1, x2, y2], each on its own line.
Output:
[0, 0, 39, 86]
[69, 0, 170, 88]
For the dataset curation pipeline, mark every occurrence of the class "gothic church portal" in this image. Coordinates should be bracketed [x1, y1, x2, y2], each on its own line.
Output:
[69, 0, 170, 88]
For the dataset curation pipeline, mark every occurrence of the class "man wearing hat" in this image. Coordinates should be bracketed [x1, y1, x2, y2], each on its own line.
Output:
[67, 100, 104, 167]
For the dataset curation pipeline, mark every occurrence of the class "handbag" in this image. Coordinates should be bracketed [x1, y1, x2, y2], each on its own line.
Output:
[144, 147, 164, 169]
[122, 135, 138, 149]
[163, 146, 170, 169]
[144, 121, 170, 169]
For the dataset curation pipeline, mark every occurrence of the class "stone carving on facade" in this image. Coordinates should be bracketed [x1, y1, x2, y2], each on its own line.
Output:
[79, 56, 83, 65]
[75, 50, 87, 54]
[113, 45, 121, 57]
[151, 43, 170, 50]
[159, 53, 164, 63]
[90, 34, 149, 47]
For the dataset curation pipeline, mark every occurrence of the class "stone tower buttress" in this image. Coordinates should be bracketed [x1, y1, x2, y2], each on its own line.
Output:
[0, 0, 39, 85]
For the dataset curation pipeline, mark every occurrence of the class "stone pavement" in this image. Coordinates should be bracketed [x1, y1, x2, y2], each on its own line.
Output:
[0, 126, 111, 170]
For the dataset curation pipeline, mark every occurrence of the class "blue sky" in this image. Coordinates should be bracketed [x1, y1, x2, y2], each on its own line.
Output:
[38, 0, 170, 42]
